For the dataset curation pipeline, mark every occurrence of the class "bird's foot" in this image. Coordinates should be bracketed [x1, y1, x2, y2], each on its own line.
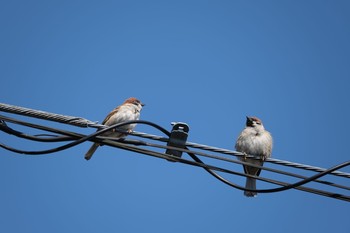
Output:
[242, 152, 248, 161]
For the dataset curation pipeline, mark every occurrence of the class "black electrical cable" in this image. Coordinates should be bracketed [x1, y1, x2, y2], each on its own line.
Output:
[79, 139, 350, 201]
[131, 131, 350, 179]
[140, 140, 350, 191]
[2, 115, 348, 199]
[0, 119, 168, 155]
[1, 115, 350, 201]
[0, 119, 72, 142]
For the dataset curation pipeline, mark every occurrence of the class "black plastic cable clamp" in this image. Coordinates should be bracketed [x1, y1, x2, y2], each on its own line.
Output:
[166, 122, 189, 162]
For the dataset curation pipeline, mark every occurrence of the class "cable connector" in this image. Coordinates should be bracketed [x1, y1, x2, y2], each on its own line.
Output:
[166, 122, 189, 162]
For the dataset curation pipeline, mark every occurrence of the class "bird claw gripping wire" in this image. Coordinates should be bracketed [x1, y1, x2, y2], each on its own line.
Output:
[165, 122, 189, 162]
[242, 152, 248, 161]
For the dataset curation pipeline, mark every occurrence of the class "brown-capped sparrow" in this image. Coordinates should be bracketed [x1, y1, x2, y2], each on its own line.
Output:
[235, 116, 273, 197]
[84, 97, 145, 160]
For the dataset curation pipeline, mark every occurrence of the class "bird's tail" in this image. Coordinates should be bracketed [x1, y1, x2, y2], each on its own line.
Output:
[244, 177, 257, 197]
[85, 143, 99, 160]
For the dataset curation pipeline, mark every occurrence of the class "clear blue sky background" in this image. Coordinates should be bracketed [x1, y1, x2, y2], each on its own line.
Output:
[1, 1, 349, 232]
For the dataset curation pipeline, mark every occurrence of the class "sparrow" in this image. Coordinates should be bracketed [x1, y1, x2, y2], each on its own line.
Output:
[84, 97, 145, 160]
[235, 116, 273, 197]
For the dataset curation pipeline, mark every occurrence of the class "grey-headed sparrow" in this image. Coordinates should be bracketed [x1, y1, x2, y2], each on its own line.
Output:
[85, 97, 144, 160]
[235, 116, 273, 197]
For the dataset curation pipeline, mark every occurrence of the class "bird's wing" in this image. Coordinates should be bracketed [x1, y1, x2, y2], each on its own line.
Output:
[102, 107, 120, 125]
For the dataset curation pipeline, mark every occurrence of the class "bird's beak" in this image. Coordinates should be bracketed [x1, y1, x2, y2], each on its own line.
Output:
[141, 103, 145, 107]
[246, 116, 253, 126]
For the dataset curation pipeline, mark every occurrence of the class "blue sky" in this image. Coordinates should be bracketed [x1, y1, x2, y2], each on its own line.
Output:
[1, 1, 349, 232]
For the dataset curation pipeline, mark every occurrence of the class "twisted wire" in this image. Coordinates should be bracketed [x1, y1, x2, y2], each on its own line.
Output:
[0, 103, 95, 127]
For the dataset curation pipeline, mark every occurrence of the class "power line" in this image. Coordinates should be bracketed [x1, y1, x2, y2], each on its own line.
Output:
[1, 103, 348, 178]
[131, 131, 350, 179]
[1, 103, 348, 177]
[1, 102, 350, 202]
